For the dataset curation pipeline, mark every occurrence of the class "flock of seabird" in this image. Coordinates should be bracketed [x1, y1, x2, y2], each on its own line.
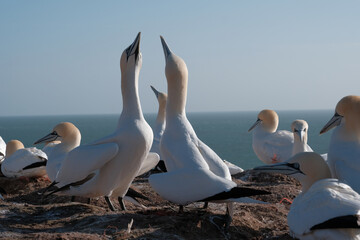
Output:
[0, 32, 359, 239]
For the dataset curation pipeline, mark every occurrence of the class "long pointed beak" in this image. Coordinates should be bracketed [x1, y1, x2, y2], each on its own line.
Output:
[150, 85, 160, 98]
[160, 35, 172, 59]
[34, 132, 59, 145]
[253, 162, 305, 176]
[294, 130, 305, 142]
[248, 119, 261, 132]
[320, 113, 342, 134]
[126, 32, 141, 60]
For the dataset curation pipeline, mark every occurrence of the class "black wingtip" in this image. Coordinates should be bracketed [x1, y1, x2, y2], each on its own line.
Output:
[126, 187, 149, 201]
[200, 187, 271, 202]
[23, 160, 47, 170]
[311, 215, 360, 230]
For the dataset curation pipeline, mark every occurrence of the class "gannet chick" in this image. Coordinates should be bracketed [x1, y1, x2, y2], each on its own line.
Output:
[149, 36, 269, 228]
[248, 109, 293, 164]
[0, 136, 6, 163]
[320, 95, 360, 193]
[253, 152, 360, 240]
[1, 140, 47, 178]
[35, 32, 153, 213]
[34, 122, 81, 182]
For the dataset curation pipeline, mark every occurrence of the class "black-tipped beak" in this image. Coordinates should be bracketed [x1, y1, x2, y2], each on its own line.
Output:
[320, 112, 342, 134]
[248, 119, 261, 132]
[150, 85, 160, 98]
[126, 32, 141, 61]
[34, 132, 59, 145]
[253, 162, 305, 176]
[160, 35, 172, 59]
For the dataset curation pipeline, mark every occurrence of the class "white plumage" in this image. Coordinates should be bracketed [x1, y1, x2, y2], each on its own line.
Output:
[320, 95, 360, 193]
[1, 140, 47, 178]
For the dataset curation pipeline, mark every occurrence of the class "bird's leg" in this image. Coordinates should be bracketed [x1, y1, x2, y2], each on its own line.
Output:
[203, 202, 209, 209]
[271, 154, 279, 164]
[105, 196, 116, 211]
[87, 198, 91, 204]
[118, 197, 127, 211]
[178, 205, 184, 213]
[71, 196, 75, 202]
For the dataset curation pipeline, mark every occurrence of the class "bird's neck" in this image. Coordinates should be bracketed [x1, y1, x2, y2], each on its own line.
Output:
[156, 101, 166, 124]
[166, 77, 187, 117]
[120, 71, 143, 119]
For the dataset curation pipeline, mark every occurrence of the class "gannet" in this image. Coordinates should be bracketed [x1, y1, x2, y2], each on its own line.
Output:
[320, 95, 360, 193]
[149, 36, 269, 226]
[149, 85, 243, 175]
[149, 85, 167, 172]
[34, 122, 81, 182]
[248, 109, 294, 164]
[1, 140, 47, 178]
[0, 136, 6, 163]
[35, 121, 156, 211]
[150, 85, 167, 159]
[34, 32, 153, 211]
[291, 120, 313, 155]
[253, 152, 360, 240]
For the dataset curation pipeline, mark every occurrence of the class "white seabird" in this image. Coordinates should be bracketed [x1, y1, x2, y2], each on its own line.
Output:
[149, 36, 269, 225]
[149, 85, 243, 175]
[253, 152, 360, 240]
[0, 136, 6, 163]
[320, 95, 360, 193]
[248, 109, 294, 164]
[34, 122, 81, 182]
[35, 121, 154, 210]
[149, 85, 167, 160]
[1, 140, 47, 178]
[291, 119, 313, 155]
[292, 119, 328, 162]
[34, 32, 153, 211]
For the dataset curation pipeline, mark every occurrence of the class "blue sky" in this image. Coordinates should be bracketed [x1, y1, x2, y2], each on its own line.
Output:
[1, 1, 359, 116]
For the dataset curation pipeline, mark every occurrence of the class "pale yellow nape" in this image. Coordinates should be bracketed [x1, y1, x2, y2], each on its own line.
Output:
[258, 109, 279, 133]
[5, 140, 24, 157]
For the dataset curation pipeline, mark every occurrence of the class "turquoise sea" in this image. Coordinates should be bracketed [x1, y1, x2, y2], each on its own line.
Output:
[0, 110, 333, 170]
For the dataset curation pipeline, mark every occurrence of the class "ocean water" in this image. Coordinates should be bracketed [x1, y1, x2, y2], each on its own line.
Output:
[0, 110, 333, 170]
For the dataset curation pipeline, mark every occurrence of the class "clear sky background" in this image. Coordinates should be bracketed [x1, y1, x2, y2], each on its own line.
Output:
[1, 1, 359, 116]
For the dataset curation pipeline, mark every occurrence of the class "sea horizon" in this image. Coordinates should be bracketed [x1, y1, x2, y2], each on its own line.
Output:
[0, 110, 334, 170]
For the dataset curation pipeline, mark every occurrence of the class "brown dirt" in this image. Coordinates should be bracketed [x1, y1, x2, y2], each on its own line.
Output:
[0, 170, 301, 239]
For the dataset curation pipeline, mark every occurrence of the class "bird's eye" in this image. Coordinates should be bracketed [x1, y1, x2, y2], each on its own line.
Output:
[294, 129, 298, 133]
[293, 163, 300, 169]
[303, 128, 307, 132]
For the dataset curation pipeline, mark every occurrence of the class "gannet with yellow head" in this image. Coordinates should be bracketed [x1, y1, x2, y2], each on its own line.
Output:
[34, 33, 153, 211]
[320, 95, 360, 193]
[149, 36, 269, 227]
[249, 109, 295, 164]
[253, 152, 360, 239]
[1, 139, 47, 178]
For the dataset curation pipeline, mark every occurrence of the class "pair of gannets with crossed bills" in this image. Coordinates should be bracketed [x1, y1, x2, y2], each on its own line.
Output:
[1, 140, 47, 178]
[150, 85, 243, 175]
[254, 152, 360, 240]
[249, 110, 315, 164]
[34, 32, 153, 210]
[148, 36, 269, 225]
[320, 95, 360, 194]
